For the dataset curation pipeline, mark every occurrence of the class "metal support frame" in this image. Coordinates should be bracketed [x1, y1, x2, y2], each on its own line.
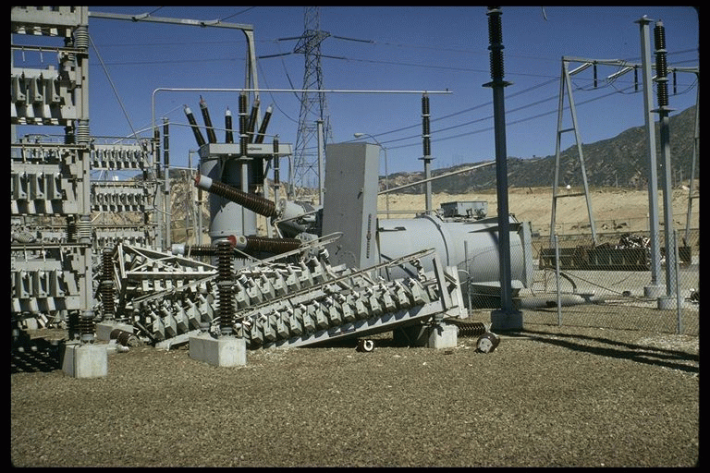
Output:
[550, 58, 598, 245]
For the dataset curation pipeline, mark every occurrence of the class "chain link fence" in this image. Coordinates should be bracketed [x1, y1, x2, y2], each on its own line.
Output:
[514, 228, 699, 335]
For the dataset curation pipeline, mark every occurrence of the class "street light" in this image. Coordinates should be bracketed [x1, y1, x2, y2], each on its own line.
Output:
[353, 132, 390, 219]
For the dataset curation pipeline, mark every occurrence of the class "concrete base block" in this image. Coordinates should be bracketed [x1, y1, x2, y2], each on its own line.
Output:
[490, 308, 524, 331]
[62, 342, 108, 378]
[189, 334, 246, 367]
[95, 321, 134, 342]
[644, 285, 665, 299]
[427, 322, 458, 349]
[394, 323, 458, 349]
[657, 296, 676, 310]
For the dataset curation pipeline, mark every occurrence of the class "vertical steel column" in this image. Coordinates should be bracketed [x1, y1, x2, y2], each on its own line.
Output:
[653, 20, 677, 303]
[684, 87, 699, 243]
[483, 7, 514, 316]
[73, 17, 97, 342]
[317, 119, 325, 205]
[163, 118, 171, 249]
[636, 16, 663, 297]
[420, 94, 433, 214]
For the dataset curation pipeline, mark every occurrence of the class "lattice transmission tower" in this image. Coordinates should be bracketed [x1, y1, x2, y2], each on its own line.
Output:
[289, 6, 334, 198]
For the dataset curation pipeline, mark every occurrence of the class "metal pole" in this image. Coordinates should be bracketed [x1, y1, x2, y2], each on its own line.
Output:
[163, 117, 171, 249]
[636, 15, 663, 297]
[554, 233, 562, 327]
[485, 7, 521, 330]
[653, 20, 677, 306]
[317, 119, 325, 206]
[673, 229, 682, 334]
[420, 94, 433, 215]
[684, 86, 699, 243]
[464, 241, 472, 311]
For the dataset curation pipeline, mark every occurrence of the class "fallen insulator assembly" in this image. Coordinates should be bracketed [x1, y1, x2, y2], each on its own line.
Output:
[476, 332, 501, 353]
[109, 328, 140, 347]
[195, 174, 277, 218]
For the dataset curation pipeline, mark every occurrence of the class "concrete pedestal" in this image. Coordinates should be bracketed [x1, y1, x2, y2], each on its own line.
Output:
[490, 308, 524, 331]
[644, 284, 665, 299]
[395, 322, 458, 349]
[657, 296, 676, 310]
[189, 333, 246, 367]
[62, 342, 108, 378]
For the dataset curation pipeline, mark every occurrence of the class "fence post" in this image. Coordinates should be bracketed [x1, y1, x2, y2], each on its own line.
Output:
[554, 233, 562, 326]
[673, 229, 683, 334]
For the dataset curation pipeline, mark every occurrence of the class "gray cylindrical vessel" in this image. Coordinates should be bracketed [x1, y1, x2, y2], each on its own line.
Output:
[377, 214, 531, 287]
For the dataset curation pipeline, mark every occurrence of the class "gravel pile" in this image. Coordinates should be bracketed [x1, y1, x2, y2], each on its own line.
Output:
[11, 318, 699, 467]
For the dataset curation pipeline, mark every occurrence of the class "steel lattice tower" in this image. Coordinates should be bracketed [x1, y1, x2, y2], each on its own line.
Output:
[289, 6, 334, 198]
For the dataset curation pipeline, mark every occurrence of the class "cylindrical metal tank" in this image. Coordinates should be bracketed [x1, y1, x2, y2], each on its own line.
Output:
[199, 154, 257, 240]
[376, 213, 532, 289]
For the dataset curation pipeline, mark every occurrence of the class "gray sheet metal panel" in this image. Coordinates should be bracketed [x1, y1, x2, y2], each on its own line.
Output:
[377, 214, 529, 285]
[321, 143, 380, 269]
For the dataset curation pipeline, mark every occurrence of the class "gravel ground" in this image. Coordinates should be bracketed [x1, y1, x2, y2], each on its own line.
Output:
[11, 315, 699, 468]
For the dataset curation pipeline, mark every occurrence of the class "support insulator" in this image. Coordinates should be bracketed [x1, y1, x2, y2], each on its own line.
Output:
[225, 108, 234, 143]
[449, 321, 487, 337]
[243, 235, 302, 255]
[476, 332, 501, 353]
[101, 248, 115, 319]
[273, 136, 281, 186]
[184, 106, 206, 147]
[172, 235, 247, 257]
[255, 104, 273, 144]
[239, 93, 249, 156]
[79, 310, 95, 343]
[110, 329, 140, 347]
[653, 20, 669, 107]
[246, 98, 260, 143]
[199, 96, 218, 144]
[217, 240, 235, 336]
[195, 174, 277, 218]
[421, 94, 431, 158]
[486, 7, 505, 81]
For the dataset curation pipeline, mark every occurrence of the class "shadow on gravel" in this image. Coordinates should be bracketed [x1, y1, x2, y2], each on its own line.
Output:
[11, 338, 64, 374]
[511, 328, 699, 375]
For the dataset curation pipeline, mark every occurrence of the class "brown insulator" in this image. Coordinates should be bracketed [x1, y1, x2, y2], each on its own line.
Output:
[101, 248, 115, 319]
[217, 240, 235, 335]
[110, 328, 139, 347]
[246, 98, 260, 143]
[421, 94, 431, 157]
[239, 93, 248, 156]
[450, 321, 487, 337]
[654, 20, 669, 107]
[225, 108, 234, 143]
[273, 136, 280, 185]
[184, 105, 206, 147]
[175, 244, 217, 257]
[255, 104, 273, 144]
[194, 174, 277, 218]
[243, 235, 302, 254]
[199, 96, 218, 144]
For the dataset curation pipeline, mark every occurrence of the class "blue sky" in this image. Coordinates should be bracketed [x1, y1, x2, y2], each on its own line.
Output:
[13, 6, 699, 183]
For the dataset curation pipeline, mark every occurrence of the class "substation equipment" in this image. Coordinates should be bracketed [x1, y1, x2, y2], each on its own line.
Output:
[11, 7, 534, 374]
